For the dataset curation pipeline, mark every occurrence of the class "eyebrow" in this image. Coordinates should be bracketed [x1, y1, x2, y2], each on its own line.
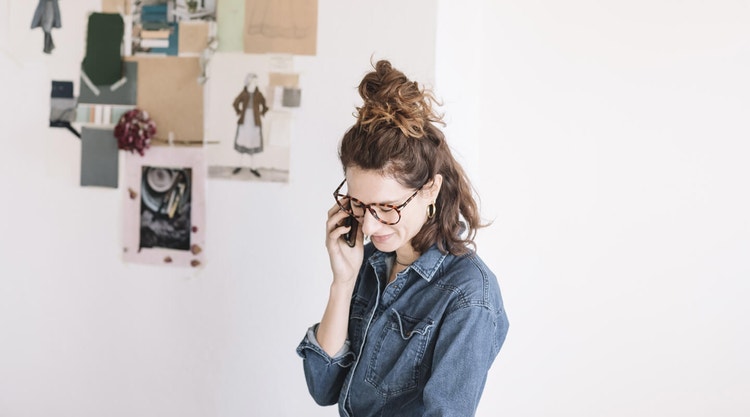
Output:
[350, 196, 397, 206]
[351, 191, 412, 206]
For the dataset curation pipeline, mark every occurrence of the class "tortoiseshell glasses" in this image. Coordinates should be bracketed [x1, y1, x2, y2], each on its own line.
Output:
[333, 179, 422, 225]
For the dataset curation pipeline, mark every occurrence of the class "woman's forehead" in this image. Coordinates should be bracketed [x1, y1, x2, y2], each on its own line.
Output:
[344, 167, 408, 201]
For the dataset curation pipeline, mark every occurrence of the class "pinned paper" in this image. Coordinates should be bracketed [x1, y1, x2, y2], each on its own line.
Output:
[243, 0, 318, 55]
[267, 111, 292, 148]
[178, 21, 209, 55]
[102, 0, 130, 14]
[131, 56, 204, 142]
[267, 72, 299, 108]
[268, 54, 294, 72]
[216, 0, 244, 52]
[123, 147, 207, 267]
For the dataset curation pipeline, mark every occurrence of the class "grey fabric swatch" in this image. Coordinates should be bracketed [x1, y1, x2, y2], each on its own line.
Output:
[80, 127, 119, 188]
[282, 87, 301, 107]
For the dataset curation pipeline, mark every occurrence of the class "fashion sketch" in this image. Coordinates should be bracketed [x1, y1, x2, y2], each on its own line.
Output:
[246, 0, 312, 39]
[30, 0, 61, 54]
[232, 73, 268, 176]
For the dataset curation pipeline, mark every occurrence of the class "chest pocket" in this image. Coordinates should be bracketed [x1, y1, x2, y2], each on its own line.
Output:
[365, 308, 434, 395]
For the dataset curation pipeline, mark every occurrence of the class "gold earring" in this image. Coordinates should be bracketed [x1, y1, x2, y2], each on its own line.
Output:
[427, 202, 436, 219]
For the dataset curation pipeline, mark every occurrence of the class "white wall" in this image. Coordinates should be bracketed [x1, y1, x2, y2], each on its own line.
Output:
[0, 1, 435, 416]
[2, 1, 749, 416]
[436, 1, 750, 416]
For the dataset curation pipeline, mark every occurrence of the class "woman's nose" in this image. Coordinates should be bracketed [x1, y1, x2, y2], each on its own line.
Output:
[360, 209, 382, 237]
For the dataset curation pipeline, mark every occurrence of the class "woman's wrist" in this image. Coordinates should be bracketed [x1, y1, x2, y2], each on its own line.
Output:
[330, 277, 356, 295]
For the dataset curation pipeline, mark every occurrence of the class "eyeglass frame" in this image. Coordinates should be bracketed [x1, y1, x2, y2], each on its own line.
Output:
[333, 179, 423, 225]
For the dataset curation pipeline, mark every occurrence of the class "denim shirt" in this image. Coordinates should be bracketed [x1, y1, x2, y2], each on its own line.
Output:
[296, 243, 509, 416]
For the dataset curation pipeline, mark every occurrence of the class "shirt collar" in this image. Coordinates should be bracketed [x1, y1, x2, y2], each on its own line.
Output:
[368, 244, 449, 282]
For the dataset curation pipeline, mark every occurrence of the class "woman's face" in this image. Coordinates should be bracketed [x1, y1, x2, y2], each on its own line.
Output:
[344, 166, 440, 255]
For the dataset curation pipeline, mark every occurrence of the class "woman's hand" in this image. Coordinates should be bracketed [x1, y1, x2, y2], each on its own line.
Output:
[325, 203, 364, 285]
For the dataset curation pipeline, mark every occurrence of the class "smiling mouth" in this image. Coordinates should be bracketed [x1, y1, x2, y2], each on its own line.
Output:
[370, 234, 392, 243]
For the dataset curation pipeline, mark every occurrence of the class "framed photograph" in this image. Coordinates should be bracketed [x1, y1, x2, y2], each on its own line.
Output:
[123, 146, 206, 267]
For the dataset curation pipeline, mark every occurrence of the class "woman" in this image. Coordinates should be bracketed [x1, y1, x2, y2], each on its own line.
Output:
[297, 60, 509, 416]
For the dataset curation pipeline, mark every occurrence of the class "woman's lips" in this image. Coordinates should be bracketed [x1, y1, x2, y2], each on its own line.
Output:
[370, 234, 392, 244]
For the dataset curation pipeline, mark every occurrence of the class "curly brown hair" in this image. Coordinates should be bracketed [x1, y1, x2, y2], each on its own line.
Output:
[339, 60, 485, 256]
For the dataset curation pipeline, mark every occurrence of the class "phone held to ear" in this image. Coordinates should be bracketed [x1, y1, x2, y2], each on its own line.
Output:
[342, 215, 358, 248]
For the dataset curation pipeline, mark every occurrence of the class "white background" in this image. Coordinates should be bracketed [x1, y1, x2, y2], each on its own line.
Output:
[1, 1, 749, 416]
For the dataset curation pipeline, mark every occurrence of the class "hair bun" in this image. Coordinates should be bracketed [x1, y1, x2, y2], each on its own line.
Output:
[356, 60, 442, 138]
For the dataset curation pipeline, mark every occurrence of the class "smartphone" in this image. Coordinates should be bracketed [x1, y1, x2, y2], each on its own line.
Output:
[342, 215, 358, 248]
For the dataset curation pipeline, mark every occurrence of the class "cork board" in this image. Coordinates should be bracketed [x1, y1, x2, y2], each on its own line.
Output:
[178, 21, 209, 55]
[130, 56, 204, 142]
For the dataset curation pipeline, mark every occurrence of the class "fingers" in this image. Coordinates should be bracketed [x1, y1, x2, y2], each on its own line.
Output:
[326, 205, 351, 244]
[327, 203, 351, 230]
[327, 202, 342, 217]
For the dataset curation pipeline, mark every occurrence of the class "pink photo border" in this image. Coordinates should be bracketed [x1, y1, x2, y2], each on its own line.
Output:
[123, 147, 206, 267]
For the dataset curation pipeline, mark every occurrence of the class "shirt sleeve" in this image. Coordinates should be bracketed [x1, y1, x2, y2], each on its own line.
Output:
[296, 323, 356, 406]
[422, 304, 509, 417]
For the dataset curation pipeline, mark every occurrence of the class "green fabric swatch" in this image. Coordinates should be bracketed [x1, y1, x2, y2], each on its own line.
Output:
[82, 13, 124, 85]
[217, 0, 245, 52]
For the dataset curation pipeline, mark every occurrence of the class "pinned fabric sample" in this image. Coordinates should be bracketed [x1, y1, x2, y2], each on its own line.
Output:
[282, 87, 301, 107]
[82, 13, 124, 85]
[79, 61, 138, 105]
[50, 80, 76, 122]
[81, 127, 119, 188]
[49, 80, 80, 138]
[30, 0, 61, 54]
[75, 104, 136, 126]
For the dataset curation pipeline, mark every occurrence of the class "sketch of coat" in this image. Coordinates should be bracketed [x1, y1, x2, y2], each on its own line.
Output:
[30, 0, 61, 54]
[233, 86, 269, 155]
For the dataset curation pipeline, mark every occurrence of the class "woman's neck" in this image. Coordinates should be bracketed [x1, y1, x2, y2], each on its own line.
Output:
[387, 247, 419, 284]
[394, 247, 419, 267]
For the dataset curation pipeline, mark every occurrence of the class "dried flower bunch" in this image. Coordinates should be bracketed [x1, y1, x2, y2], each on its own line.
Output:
[114, 109, 156, 155]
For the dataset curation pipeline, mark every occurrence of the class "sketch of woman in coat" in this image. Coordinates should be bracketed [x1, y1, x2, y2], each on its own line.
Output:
[232, 73, 269, 177]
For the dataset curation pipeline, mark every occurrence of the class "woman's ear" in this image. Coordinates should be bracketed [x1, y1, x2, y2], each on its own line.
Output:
[425, 174, 443, 200]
